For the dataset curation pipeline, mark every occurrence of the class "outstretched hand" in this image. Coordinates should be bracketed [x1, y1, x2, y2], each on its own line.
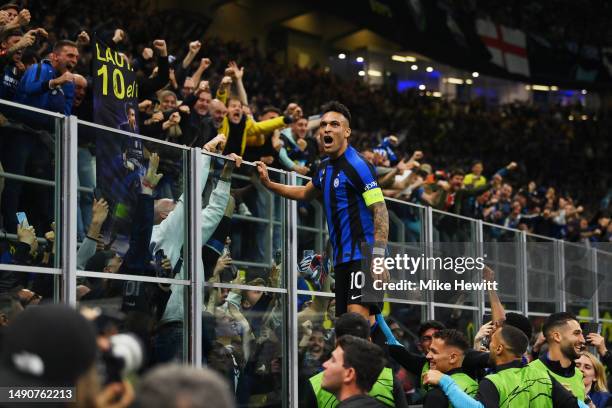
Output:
[256, 161, 271, 187]
[227, 61, 244, 80]
[142, 153, 163, 193]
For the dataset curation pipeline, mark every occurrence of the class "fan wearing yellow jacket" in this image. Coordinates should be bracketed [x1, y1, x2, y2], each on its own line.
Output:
[216, 91, 297, 156]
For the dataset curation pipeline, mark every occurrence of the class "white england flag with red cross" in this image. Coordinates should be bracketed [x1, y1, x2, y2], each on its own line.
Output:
[476, 19, 530, 77]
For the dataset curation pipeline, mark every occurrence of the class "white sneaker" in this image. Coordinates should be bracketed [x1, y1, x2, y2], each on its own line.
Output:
[238, 203, 252, 216]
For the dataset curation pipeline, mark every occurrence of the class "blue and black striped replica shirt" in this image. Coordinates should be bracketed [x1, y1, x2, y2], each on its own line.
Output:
[312, 145, 385, 266]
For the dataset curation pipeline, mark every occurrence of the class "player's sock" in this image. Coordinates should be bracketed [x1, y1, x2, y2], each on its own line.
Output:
[375, 313, 402, 347]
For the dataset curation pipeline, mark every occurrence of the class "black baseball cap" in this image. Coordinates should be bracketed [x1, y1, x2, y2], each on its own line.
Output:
[0, 304, 97, 386]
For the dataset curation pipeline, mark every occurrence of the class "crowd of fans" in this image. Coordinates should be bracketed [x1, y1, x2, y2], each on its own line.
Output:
[0, 1, 611, 407]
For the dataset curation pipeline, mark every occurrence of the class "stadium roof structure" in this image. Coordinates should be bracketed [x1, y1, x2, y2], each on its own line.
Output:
[185, 0, 612, 90]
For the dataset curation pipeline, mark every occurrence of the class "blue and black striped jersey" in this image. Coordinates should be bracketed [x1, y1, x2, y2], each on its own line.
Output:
[312, 145, 385, 266]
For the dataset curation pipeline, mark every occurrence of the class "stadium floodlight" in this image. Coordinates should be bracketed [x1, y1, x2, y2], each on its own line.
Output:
[338, 53, 346, 59]
[472, 72, 479, 77]
[358, 70, 366, 76]
[367, 69, 382, 77]
[419, 84, 426, 90]
[581, 89, 587, 94]
[356, 57, 364, 63]
[426, 66, 433, 72]
[447, 77, 464, 84]
[465, 79, 473, 85]
[411, 64, 418, 70]
[391, 55, 416, 62]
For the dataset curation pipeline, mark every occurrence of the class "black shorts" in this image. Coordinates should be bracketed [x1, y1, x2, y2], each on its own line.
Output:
[334, 260, 382, 317]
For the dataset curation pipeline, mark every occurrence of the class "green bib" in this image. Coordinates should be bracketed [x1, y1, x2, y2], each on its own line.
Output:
[420, 361, 431, 393]
[309, 366, 395, 408]
[522, 359, 585, 407]
[486, 367, 532, 407]
[447, 372, 479, 408]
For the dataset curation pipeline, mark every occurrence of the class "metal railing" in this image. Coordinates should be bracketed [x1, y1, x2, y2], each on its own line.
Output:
[1, 99, 610, 407]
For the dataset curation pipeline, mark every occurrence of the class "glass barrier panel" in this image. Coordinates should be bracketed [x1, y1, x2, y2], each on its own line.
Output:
[528, 315, 546, 346]
[386, 199, 426, 244]
[77, 121, 188, 279]
[76, 275, 189, 372]
[294, 173, 330, 309]
[564, 241, 595, 318]
[483, 224, 521, 311]
[598, 249, 612, 321]
[0, 102, 63, 269]
[432, 210, 478, 306]
[526, 236, 558, 314]
[222, 161, 286, 289]
[385, 200, 428, 303]
[204, 288, 287, 407]
[388, 302, 432, 406]
[387, 302, 427, 348]
[434, 306, 479, 345]
[0, 270, 60, 314]
[296, 290, 333, 407]
[295, 172, 326, 258]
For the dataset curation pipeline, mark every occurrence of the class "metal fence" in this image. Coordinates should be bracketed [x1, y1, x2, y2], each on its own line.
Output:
[0, 98, 610, 407]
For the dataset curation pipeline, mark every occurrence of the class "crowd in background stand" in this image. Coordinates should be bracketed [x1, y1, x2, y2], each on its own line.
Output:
[0, 1, 610, 407]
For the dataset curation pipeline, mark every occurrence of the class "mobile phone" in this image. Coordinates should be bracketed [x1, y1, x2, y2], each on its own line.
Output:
[275, 249, 283, 265]
[154, 249, 170, 279]
[155, 249, 165, 265]
[582, 322, 602, 338]
[16, 212, 29, 228]
[480, 314, 493, 348]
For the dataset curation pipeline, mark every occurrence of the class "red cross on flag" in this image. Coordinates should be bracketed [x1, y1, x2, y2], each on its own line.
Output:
[476, 19, 530, 77]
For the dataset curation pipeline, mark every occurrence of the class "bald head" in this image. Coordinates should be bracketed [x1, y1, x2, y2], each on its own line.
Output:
[154, 199, 176, 225]
[210, 98, 227, 129]
[73, 74, 87, 107]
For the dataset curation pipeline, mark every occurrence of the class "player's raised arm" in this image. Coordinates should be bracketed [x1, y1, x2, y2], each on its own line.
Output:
[256, 161, 320, 202]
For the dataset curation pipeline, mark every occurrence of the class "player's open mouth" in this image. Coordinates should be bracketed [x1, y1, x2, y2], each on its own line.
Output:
[323, 135, 334, 146]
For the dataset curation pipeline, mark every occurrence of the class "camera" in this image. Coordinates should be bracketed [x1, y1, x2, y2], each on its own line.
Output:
[98, 333, 144, 384]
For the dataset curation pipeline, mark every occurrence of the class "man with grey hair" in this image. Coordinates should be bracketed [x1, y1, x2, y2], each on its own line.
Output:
[151, 135, 239, 363]
[134, 364, 235, 408]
